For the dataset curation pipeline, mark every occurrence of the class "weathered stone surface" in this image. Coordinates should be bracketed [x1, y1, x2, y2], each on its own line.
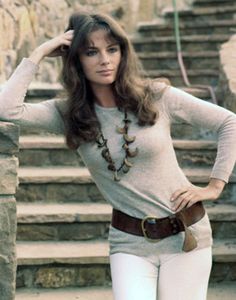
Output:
[0, 197, 17, 300]
[21, 264, 111, 288]
[132, 34, 231, 52]
[212, 222, 236, 239]
[16, 183, 104, 203]
[17, 223, 109, 241]
[35, 267, 78, 288]
[17, 225, 58, 241]
[0, 122, 19, 154]
[138, 19, 236, 37]
[18, 149, 84, 167]
[0, 157, 18, 194]
[17, 264, 111, 288]
[1, 0, 179, 84]
[13, 282, 236, 300]
[16, 241, 109, 266]
[218, 34, 236, 113]
[15, 239, 236, 287]
[139, 51, 219, 70]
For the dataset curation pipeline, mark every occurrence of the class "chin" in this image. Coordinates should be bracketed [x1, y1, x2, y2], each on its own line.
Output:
[99, 78, 115, 85]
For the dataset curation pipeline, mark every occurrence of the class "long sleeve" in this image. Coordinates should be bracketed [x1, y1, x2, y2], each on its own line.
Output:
[161, 86, 236, 183]
[0, 58, 65, 134]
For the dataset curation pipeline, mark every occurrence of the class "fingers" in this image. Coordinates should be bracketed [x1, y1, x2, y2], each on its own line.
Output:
[170, 185, 201, 212]
[171, 191, 195, 212]
[47, 30, 74, 57]
[60, 30, 74, 49]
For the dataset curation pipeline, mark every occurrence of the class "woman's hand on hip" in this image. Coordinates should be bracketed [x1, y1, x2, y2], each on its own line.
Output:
[28, 30, 74, 65]
[170, 179, 225, 212]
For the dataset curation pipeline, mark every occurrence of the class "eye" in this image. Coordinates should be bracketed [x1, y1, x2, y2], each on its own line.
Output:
[86, 50, 97, 56]
[108, 47, 119, 53]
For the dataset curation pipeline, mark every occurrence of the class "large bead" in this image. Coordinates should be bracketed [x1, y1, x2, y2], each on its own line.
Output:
[123, 134, 136, 143]
[114, 171, 121, 181]
[122, 164, 130, 173]
[122, 143, 129, 150]
[108, 163, 116, 171]
[127, 147, 138, 157]
[116, 125, 126, 134]
[124, 158, 133, 168]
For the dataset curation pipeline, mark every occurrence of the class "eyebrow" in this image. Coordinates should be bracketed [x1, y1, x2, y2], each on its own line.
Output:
[86, 43, 119, 50]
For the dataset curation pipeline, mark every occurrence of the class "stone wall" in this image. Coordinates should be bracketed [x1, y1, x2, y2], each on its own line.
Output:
[0, 0, 193, 85]
[0, 122, 19, 300]
[218, 34, 236, 113]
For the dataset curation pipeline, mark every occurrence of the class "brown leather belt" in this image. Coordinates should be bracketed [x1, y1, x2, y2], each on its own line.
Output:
[112, 202, 205, 252]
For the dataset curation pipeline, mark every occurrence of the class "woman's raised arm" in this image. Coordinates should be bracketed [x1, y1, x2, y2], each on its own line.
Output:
[0, 31, 74, 134]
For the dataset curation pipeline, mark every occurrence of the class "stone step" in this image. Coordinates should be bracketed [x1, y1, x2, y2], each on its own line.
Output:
[16, 239, 236, 288]
[132, 34, 231, 53]
[18, 136, 217, 167]
[165, 5, 236, 21]
[26, 82, 63, 99]
[193, 0, 236, 8]
[16, 202, 236, 241]
[18, 135, 84, 167]
[14, 282, 236, 300]
[16, 240, 110, 289]
[138, 19, 236, 37]
[138, 51, 219, 70]
[16, 287, 113, 300]
[16, 167, 236, 203]
[16, 203, 112, 241]
[146, 69, 218, 86]
[25, 84, 212, 102]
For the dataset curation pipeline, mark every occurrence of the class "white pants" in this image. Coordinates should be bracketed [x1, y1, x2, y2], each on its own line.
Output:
[110, 247, 212, 300]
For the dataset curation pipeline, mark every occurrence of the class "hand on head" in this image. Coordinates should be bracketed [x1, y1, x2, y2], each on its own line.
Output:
[43, 30, 74, 57]
[29, 30, 74, 64]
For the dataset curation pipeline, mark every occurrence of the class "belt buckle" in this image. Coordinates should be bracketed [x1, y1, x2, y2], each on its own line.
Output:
[141, 216, 161, 243]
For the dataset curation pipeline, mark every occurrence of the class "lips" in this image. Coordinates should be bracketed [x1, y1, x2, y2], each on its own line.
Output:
[97, 69, 113, 74]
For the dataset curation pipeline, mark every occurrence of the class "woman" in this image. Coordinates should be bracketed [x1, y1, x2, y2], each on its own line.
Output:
[0, 12, 236, 300]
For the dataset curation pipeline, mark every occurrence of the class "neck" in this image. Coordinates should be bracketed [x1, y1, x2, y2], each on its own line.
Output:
[92, 85, 117, 108]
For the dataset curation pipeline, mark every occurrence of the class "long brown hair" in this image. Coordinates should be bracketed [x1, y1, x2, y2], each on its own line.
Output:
[61, 12, 160, 149]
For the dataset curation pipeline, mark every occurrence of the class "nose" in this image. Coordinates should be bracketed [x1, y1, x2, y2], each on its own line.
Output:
[100, 51, 110, 65]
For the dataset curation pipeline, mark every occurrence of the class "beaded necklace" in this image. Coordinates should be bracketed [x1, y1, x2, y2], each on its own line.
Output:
[95, 108, 138, 181]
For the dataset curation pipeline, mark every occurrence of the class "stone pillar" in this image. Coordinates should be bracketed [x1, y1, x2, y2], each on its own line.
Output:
[0, 122, 19, 300]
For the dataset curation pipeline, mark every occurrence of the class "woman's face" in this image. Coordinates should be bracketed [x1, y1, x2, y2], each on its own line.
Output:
[79, 29, 121, 89]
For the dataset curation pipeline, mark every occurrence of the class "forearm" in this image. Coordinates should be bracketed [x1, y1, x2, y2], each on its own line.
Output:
[28, 46, 46, 65]
[0, 58, 38, 120]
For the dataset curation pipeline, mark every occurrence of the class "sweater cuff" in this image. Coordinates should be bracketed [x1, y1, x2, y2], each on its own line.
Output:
[210, 169, 233, 184]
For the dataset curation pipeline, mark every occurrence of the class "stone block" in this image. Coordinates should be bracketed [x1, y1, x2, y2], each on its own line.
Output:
[211, 262, 236, 282]
[211, 222, 236, 239]
[17, 222, 109, 241]
[17, 225, 58, 241]
[77, 265, 110, 287]
[16, 183, 104, 203]
[18, 149, 84, 167]
[35, 267, 77, 288]
[0, 197, 17, 300]
[58, 223, 109, 241]
[0, 157, 18, 194]
[34, 266, 109, 288]
[0, 122, 19, 154]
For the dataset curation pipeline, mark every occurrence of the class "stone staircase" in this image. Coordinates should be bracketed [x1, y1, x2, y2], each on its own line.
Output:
[15, 0, 236, 299]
